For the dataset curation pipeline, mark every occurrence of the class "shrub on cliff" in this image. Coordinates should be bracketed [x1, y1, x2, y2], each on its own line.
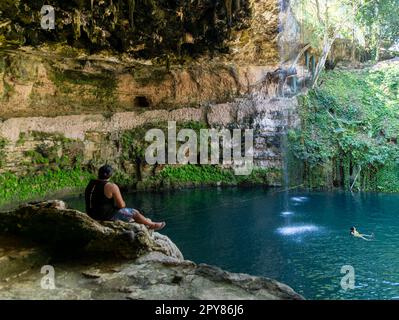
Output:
[289, 60, 399, 192]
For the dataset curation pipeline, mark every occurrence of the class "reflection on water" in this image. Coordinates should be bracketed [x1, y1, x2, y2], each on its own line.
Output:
[65, 187, 399, 300]
[291, 196, 309, 203]
[281, 211, 295, 216]
[277, 225, 320, 236]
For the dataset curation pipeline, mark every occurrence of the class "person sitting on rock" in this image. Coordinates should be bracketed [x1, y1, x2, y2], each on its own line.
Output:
[85, 164, 166, 231]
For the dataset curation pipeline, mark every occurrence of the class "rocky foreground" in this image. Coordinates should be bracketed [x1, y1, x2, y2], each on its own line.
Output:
[0, 201, 303, 300]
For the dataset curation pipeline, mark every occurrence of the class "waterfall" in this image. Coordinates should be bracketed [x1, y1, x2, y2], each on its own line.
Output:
[277, 0, 302, 189]
[276, 0, 305, 219]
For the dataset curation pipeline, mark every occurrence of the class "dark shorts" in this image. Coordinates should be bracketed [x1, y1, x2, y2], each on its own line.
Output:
[111, 208, 138, 222]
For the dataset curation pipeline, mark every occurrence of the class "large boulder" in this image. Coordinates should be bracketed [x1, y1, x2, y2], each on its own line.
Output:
[0, 201, 183, 260]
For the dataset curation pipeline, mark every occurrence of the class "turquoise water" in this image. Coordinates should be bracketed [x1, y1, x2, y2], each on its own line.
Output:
[65, 188, 399, 300]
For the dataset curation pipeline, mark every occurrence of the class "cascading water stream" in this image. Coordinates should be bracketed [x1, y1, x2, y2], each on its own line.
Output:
[281, 124, 292, 216]
[278, 0, 302, 218]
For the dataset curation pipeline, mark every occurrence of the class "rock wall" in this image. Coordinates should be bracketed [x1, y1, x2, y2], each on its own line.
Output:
[0, 94, 299, 181]
[0, 0, 305, 194]
[0, 48, 279, 119]
[0, 47, 300, 184]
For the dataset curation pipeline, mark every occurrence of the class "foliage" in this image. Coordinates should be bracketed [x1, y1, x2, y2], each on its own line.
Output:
[160, 165, 236, 184]
[291, 0, 362, 86]
[292, 0, 355, 50]
[121, 121, 209, 162]
[291, 0, 399, 86]
[0, 132, 89, 207]
[137, 164, 281, 190]
[289, 62, 399, 192]
[374, 163, 399, 192]
[357, 0, 399, 60]
[0, 137, 6, 167]
[23, 133, 84, 170]
[0, 168, 94, 207]
[292, 0, 399, 53]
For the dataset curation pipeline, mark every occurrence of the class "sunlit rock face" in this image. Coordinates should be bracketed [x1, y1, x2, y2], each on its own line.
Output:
[0, 50, 257, 119]
[278, 0, 301, 64]
[0, 1, 287, 119]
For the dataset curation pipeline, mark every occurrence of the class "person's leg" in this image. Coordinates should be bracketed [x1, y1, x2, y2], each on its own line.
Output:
[133, 210, 166, 230]
[362, 234, 374, 238]
[360, 235, 372, 241]
[132, 210, 152, 225]
[112, 208, 135, 222]
[113, 208, 165, 230]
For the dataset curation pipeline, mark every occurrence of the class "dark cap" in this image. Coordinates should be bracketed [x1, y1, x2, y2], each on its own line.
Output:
[98, 165, 113, 180]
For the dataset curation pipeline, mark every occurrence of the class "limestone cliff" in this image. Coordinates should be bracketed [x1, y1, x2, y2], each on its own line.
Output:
[0, 48, 299, 180]
[0, 1, 305, 205]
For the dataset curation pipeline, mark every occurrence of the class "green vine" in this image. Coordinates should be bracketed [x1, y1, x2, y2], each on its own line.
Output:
[289, 63, 399, 192]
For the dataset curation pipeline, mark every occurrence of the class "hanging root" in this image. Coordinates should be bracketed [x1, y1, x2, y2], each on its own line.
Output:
[73, 9, 81, 39]
[128, 0, 135, 29]
[224, 0, 232, 26]
[235, 0, 240, 11]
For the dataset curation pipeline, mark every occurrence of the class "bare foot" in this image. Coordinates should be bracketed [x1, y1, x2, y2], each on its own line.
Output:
[148, 222, 166, 231]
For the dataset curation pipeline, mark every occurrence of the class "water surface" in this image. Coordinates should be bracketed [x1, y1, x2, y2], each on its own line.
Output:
[65, 188, 399, 300]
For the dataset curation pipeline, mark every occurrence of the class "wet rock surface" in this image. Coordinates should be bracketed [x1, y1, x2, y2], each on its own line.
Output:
[0, 200, 304, 300]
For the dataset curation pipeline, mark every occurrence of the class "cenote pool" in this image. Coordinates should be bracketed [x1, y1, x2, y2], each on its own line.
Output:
[65, 188, 399, 300]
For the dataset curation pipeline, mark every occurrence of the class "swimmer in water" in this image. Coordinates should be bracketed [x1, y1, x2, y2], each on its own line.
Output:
[350, 227, 374, 241]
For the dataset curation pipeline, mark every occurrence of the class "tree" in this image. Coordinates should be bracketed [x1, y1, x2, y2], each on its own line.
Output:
[291, 0, 362, 87]
[292, 0, 399, 85]
[357, 0, 399, 61]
